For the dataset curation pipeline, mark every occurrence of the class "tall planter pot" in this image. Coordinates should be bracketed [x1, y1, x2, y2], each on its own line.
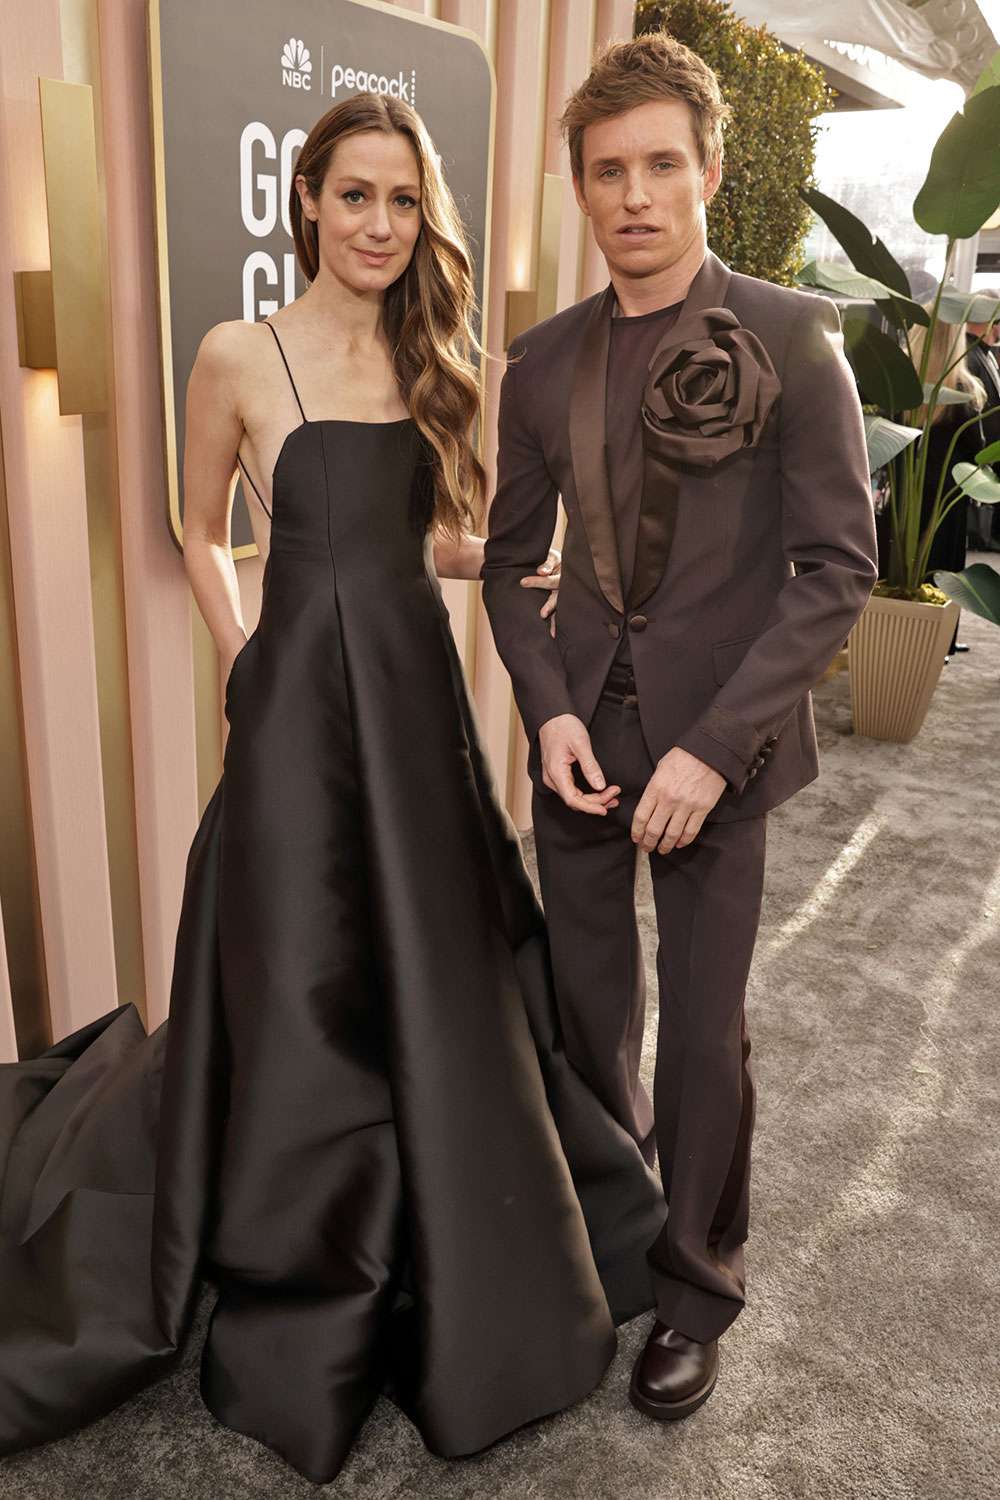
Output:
[848, 594, 960, 742]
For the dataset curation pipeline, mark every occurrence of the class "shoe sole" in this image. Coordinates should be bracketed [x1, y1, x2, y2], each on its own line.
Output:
[628, 1363, 718, 1422]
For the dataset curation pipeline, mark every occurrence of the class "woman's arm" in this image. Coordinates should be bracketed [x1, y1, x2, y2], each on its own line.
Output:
[432, 528, 487, 581]
[433, 527, 561, 621]
[181, 323, 254, 678]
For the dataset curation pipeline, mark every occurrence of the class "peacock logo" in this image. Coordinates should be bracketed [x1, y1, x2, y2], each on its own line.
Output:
[281, 38, 312, 91]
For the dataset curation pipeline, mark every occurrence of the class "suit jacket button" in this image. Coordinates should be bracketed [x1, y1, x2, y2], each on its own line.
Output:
[628, 613, 648, 632]
[606, 621, 621, 639]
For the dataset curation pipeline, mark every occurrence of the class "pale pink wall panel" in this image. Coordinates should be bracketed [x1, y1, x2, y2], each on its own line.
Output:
[436, 2, 495, 680]
[505, 0, 596, 832]
[472, 0, 552, 798]
[438, 0, 495, 45]
[97, 0, 201, 1029]
[547, 0, 597, 311]
[0, 4, 120, 1041]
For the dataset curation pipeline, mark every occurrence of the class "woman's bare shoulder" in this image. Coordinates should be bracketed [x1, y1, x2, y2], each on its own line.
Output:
[191, 320, 283, 425]
[194, 317, 271, 376]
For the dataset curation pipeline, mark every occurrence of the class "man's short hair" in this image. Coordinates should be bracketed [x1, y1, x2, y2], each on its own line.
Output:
[560, 30, 731, 182]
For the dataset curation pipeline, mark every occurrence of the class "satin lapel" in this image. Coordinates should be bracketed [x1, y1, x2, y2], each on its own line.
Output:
[627, 250, 734, 612]
[568, 283, 624, 616]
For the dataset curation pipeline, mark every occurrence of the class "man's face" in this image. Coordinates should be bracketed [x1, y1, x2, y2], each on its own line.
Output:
[572, 98, 721, 283]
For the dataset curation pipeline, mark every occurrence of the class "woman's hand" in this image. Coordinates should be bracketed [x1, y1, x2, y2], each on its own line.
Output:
[519, 548, 561, 634]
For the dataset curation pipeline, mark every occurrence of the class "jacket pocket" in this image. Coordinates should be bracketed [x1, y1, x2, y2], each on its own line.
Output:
[712, 633, 758, 686]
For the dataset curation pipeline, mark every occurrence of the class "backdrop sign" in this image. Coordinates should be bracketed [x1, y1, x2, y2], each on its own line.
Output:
[148, 0, 493, 554]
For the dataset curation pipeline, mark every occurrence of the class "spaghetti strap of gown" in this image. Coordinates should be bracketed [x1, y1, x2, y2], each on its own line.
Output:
[235, 322, 308, 520]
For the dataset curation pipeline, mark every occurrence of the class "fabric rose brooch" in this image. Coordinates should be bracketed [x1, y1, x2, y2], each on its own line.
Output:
[641, 307, 781, 470]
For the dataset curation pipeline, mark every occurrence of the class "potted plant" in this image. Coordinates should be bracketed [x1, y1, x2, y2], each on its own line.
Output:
[795, 57, 1000, 740]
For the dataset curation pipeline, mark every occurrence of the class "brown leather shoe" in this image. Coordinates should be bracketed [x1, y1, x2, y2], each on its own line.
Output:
[628, 1320, 719, 1421]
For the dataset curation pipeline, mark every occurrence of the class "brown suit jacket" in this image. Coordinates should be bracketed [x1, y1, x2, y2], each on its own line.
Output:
[482, 249, 879, 822]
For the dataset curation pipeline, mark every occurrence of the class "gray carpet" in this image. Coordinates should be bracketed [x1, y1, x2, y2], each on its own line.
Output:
[4, 559, 999, 1499]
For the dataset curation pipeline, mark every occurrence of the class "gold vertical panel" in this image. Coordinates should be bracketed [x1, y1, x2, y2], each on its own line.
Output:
[13, 270, 58, 369]
[537, 171, 563, 323]
[59, 0, 147, 1026]
[37, 77, 108, 415]
[0, 411, 51, 1059]
[81, 409, 148, 1026]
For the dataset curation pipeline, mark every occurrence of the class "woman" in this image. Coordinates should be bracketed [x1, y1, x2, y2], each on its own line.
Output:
[0, 96, 663, 1485]
[909, 309, 988, 653]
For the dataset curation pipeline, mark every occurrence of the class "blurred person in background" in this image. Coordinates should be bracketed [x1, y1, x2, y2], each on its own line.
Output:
[965, 292, 1000, 552]
[909, 306, 988, 654]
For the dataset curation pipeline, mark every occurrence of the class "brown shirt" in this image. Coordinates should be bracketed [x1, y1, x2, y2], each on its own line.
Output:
[605, 296, 682, 663]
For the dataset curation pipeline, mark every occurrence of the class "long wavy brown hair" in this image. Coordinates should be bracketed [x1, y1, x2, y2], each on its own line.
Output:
[289, 93, 485, 540]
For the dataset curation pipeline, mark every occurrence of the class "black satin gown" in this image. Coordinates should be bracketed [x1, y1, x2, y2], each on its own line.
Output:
[0, 336, 665, 1486]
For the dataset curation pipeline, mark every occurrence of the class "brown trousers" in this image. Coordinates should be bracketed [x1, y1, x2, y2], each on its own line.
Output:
[531, 664, 767, 1342]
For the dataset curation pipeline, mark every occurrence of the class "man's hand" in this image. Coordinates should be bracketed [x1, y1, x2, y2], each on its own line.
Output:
[632, 747, 727, 853]
[519, 547, 561, 634]
[539, 713, 620, 815]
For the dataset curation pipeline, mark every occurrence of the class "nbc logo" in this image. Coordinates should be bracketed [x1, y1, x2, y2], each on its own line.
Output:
[281, 38, 312, 91]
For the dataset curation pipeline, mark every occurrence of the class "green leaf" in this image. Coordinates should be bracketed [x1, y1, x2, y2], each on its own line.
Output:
[799, 187, 910, 293]
[924, 383, 971, 405]
[970, 51, 1000, 99]
[797, 186, 920, 330]
[913, 84, 1000, 239]
[952, 461, 1000, 501]
[976, 439, 1000, 465]
[864, 415, 922, 472]
[842, 315, 924, 411]
[933, 562, 1000, 624]
[935, 288, 1000, 324]
[797, 261, 928, 324]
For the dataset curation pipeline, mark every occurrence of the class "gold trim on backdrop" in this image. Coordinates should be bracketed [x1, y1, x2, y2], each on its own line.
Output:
[21, 79, 109, 415]
[0, 408, 51, 1059]
[146, 0, 183, 558]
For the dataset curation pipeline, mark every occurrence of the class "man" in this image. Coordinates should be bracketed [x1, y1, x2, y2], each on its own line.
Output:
[482, 32, 878, 1423]
[966, 293, 1000, 552]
